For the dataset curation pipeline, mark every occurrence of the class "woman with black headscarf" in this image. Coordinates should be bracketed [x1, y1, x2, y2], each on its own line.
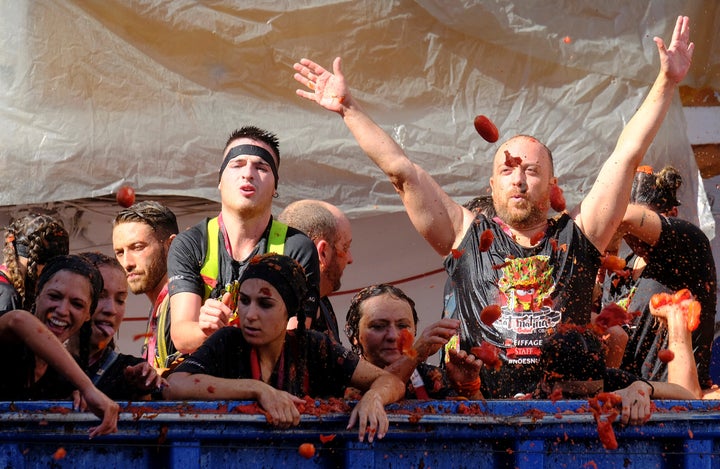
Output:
[165, 253, 405, 442]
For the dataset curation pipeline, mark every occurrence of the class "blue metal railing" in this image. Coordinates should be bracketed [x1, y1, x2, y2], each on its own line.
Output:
[1, 399, 719, 468]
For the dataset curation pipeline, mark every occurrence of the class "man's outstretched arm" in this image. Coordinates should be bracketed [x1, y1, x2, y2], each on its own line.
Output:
[294, 57, 472, 256]
[575, 15, 694, 252]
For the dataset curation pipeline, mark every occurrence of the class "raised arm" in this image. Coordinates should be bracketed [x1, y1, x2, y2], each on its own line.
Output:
[294, 57, 472, 256]
[648, 292, 704, 398]
[574, 16, 693, 251]
[618, 203, 664, 245]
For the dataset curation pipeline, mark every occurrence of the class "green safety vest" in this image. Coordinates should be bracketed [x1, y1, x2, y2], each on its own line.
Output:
[199, 217, 288, 300]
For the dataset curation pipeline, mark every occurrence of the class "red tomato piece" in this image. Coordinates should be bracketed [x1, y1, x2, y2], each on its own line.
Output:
[480, 304, 502, 326]
[116, 185, 136, 208]
[298, 443, 315, 459]
[473, 115, 499, 143]
[451, 248, 465, 259]
[674, 288, 692, 302]
[597, 420, 618, 450]
[319, 434, 336, 444]
[530, 230, 545, 245]
[594, 303, 632, 329]
[549, 184, 566, 212]
[479, 229, 494, 252]
[492, 261, 510, 270]
[470, 342, 502, 370]
[600, 254, 626, 272]
[658, 349, 675, 363]
[53, 448, 67, 461]
[503, 150, 522, 167]
[397, 328, 417, 358]
[650, 292, 671, 309]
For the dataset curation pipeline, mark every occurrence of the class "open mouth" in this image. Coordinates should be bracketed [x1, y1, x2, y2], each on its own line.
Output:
[45, 316, 70, 337]
[93, 319, 116, 337]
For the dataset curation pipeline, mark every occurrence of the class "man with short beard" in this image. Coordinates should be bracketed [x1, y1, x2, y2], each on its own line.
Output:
[293, 16, 694, 398]
[112, 201, 179, 371]
[278, 199, 353, 343]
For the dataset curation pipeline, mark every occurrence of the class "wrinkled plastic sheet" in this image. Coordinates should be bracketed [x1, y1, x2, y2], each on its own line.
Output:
[0, 0, 717, 234]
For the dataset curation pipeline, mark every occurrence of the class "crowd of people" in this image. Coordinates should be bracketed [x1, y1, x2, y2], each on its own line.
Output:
[0, 15, 713, 441]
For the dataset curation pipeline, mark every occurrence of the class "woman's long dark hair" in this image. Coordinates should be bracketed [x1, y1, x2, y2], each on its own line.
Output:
[34, 254, 103, 372]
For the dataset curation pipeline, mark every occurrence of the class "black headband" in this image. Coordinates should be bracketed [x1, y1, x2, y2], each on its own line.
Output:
[219, 144, 279, 188]
[239, 254, 308, 317]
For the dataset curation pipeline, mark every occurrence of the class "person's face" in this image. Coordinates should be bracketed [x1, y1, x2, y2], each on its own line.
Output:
[219, 138, 278, 215]
[35, 270, 93, 343]
[112, 221, 169, 295]
[490, 136, 554, 229]
[238, 278, 288, 349]
[325, 214, 353, 294]
[91, 265, 128, 351]
[357, 293, 416, 368]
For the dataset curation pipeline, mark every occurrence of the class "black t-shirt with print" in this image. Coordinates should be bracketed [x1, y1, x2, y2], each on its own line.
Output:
[444, 213, 600, 398]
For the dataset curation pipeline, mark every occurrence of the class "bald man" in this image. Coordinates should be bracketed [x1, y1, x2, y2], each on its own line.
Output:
[278, 200, 353, 343]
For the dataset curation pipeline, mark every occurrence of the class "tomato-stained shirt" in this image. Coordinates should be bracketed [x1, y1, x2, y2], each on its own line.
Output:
[443, 213, 600, 398]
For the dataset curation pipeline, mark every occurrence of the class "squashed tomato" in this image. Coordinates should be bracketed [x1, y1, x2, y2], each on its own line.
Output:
[397, 328, 417, 359]
[480, 304, 502, 326]
[479, 229, 494, 252]
[470, 342, 502, 370]
[549, 184, 566, 212]
[658, 349, 675, 363]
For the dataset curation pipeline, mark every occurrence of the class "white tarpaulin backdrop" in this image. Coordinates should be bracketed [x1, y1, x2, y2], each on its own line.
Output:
[0, 0, 718, 354]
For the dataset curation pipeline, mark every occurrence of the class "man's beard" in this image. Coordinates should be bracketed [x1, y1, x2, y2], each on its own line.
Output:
[129, 255, 167, 295]
[495, 199, 546, 229]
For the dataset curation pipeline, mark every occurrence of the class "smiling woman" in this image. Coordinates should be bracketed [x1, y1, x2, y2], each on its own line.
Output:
[0, 254, 118, 437]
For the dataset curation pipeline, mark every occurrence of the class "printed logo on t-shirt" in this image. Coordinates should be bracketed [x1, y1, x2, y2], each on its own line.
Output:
[494, 255, 560, 364]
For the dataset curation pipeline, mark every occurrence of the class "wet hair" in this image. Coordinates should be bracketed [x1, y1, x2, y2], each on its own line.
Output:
[112, 201, 179, 241]
[2, 213, 70, 310]
[79, 251, 123, 273]
[345, 283, 418, 356]
[224, 126, 280, 166]
[539, 325, 606, 384]
[277, 200, 338, 246]
[630, 165, 682, 213]
[35, 254, 104, 371]
[463, 195, 496, 218]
